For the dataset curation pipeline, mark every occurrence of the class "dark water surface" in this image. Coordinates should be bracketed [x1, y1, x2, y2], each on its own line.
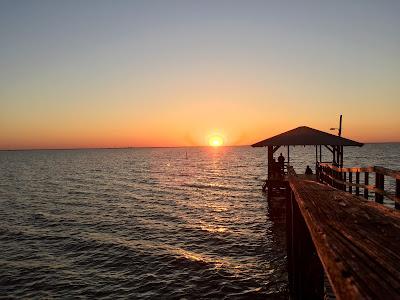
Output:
[0, 144, 399, 299]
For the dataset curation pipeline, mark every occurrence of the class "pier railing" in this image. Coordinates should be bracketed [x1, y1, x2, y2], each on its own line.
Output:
[316, 162, 400, 209]
[273, 163, 400, 298]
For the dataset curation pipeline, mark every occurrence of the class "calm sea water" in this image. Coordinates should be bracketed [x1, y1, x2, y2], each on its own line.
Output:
[0, 144, 399, 299]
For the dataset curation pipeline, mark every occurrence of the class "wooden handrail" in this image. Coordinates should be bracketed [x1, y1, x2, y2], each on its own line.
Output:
[317, 163, 400, 209]
[318, 163, 400, 179]
[320, 172, 400, 205]
[374, 166, 400, 180]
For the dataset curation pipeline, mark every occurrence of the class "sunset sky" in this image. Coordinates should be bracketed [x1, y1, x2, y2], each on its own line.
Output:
[1, 0, 399, 149]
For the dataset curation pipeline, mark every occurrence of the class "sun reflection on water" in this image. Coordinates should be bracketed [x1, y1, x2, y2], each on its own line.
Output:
[199, 223, 228, 234]
[169, 247, 242, 273]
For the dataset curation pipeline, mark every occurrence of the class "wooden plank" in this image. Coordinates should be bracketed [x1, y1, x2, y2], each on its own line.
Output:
[397, 179, 400, 210]
[355, 172, 360, 196]
[286, 192, 294, 294]
[319, 145, 322, 162]
[348, 172, 352, 194]
[287, 191, 324, 299]
[374, 166, 400, 180]
[340, 145, 343, 168]
[375, 174, 384, 204]
[289, 178, 400, 300]
[268, 146, 273, 179]
[364, 172, 369, 199]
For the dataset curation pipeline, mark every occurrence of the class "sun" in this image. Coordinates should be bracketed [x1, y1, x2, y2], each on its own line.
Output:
[209, 135, 224, 147]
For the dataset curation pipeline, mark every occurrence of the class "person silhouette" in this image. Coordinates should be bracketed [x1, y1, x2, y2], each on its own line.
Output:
[305, 165, 313, 175]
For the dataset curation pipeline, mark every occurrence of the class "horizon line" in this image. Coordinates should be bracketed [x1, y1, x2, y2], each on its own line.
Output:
[1, 141, 399, 152]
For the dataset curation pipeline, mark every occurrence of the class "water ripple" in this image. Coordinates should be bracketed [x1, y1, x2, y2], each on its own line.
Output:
[6, 146, 398, 298]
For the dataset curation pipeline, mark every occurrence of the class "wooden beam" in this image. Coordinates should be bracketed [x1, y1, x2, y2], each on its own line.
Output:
[267, 146, 273, 179]
[267, 146, 274, 197]
[349, 172, 353, 194]
[364, 172, 369, 199]
[287, 191, 324, 299]
[319, 145, 322, 162]
[333, 146, 336, 165]
[324, 145, 333, 153]
[340, 146, 344, 168]
[336, 146, 340, 167]
[289, 178, 400, 299]
[374, 166, 400, 180]
[355, 172, 360, 196]
[273, 145, 281, 153]
[396, 179, 400, 210]
[375, 174, 384, 204]
[315, 145, 318, 165]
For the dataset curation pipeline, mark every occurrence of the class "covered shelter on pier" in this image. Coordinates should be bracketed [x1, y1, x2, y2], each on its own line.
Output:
[251, 126, 363, 191]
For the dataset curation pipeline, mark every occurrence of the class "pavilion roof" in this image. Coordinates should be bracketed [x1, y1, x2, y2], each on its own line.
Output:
[251, 126, 363, 147]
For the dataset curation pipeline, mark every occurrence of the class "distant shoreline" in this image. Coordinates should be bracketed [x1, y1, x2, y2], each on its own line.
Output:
[1, 142, 399, 152]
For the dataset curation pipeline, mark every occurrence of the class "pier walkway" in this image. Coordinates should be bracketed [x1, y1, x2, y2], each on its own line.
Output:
[287, 174, 400, 299]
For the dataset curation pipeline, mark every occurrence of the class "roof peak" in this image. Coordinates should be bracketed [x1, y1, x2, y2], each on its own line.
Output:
[252, 125, 363, 147]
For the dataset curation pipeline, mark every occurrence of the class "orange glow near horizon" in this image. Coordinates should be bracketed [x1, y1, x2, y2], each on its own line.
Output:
[1, 115, 400, 150]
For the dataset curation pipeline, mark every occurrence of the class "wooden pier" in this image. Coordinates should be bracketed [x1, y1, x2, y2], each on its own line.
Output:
[252, 126, 400, 299]
[287, 170, 400, 299]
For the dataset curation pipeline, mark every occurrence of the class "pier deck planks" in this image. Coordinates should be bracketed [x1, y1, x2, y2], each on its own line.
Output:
[289, 177, 400, 299]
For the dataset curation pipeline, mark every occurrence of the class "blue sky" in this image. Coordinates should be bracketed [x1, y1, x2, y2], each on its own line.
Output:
[1, 0, 399, 148]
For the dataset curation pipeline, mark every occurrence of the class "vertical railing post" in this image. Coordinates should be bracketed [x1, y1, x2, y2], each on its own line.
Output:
[348, 172, 352, 194]
[325, 166, 327, 184]
[288, 192, 324, 299]
[335, 169, 339, 189]
[319, 165, 322, 183]
[396, 179, 400, 210]
[375, 173, 384, 204]
[286, 191, 294, 296]
[364, 172, 369, 199]
[355, 172, 360, 196]
[342, 171, 346, 191]
[325, 166, 328, 184]
[336, 169, 339, 189]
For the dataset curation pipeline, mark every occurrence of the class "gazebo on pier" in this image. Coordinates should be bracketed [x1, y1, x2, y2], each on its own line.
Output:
[251, 126, 363, 192]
